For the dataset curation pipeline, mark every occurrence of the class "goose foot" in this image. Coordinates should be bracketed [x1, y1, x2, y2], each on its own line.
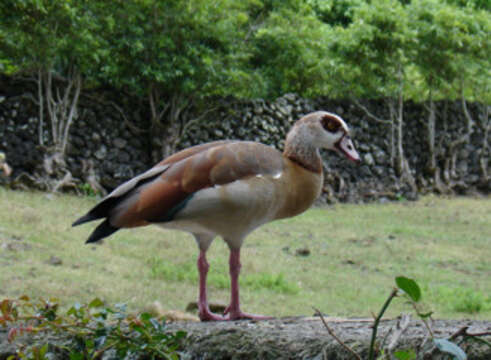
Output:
[199, 308, 226, 321]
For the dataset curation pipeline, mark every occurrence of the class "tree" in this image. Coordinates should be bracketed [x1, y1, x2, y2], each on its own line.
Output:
[407, 0, 490, 188]
[0, 0, 104, 189]
[308, 0, 364, 27]
[326, 0, 415, 186]
[94, 0, 259, 159]
[250, 0, 332, 98]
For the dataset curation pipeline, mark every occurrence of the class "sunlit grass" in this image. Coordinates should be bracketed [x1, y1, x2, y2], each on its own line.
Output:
[0, 187, 490, 319]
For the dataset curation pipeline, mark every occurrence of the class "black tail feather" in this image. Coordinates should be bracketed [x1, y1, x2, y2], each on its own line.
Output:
[72, 213, 99, 227]
[86, 219, 119, 243]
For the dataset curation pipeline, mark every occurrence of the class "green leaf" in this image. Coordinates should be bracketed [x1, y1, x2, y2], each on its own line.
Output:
[67, 306, 77, 317]
[433, 338, 467, 360]
[418, 311, 433, 319]
[140, 312, 152, 322]
[39, 344, 49, 358]
[395, 276, 421, 302]
[88, 298, 104, 309]
[69, 352, 84, 360]
[394, 349, 416, 360]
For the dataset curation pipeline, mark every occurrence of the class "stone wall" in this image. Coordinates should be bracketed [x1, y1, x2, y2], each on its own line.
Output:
[0, 78, 489, 202]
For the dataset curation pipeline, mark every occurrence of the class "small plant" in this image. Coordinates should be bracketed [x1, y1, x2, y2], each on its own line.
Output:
[395, 193, 407, 202]
[382, 276, 473, 360]
[77, 182, 99, 197]
[0, 296, 185, 360]
[316, 276, 483, 360]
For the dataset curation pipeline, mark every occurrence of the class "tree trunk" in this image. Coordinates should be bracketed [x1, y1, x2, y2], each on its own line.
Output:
[426, 98, 436, 176]
[388, 100, 405, 179]
[443, 95, 475, 187]
[424, 97, 445, 192]
[476, 104, 489, 183]
[388, 70, 416, 193]
[148, 88, 191, 161]
[37, 70, 45, 146]
[33, 68, 82, 191]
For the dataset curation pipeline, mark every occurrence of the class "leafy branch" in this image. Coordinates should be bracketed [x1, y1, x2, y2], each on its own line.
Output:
[0, 296, 185, 360]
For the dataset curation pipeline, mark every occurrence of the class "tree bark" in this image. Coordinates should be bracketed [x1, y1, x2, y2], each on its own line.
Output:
[474, 103, 489, 184]
[443, 85, 476, 186]
[424, 97, 446, 192]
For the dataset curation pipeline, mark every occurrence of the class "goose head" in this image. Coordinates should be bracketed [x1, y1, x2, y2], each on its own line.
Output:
[285, 111, 361, 163]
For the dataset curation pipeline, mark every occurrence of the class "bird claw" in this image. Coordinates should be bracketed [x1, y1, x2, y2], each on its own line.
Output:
[199, 309, 227, 321]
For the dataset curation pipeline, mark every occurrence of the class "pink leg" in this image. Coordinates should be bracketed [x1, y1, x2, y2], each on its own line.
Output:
[197, 251, 225, 321]
[224, 248, 273, 321]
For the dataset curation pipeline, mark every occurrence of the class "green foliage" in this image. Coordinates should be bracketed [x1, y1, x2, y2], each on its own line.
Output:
[328, 0, 412, 98]
[395, 276, 421, 302]
[94, 0, 259, 98]
[149, 258, 299, 294]
[393, 277, 472, 360]
[393, 349, 416, 360]
[406, 0, 491, 102]
[366, 277, 471, 359]
[308, 0, 364, 27]
[0, 296, 184, 360]
[77, 183, 99, 197]
[1, 0, 488, 102]
[250, 2, 331, 97]
[0, 0, 104, 80]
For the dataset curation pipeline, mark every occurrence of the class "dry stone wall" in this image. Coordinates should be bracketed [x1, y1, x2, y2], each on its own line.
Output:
[0, 79, 488, 202]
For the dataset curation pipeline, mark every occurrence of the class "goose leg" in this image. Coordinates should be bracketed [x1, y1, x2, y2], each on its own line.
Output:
[194, 235, 224, 321]
[224, 248, 273, 321]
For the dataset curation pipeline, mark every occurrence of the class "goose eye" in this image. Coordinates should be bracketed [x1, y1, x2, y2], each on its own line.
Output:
[322, 116, 341, 133]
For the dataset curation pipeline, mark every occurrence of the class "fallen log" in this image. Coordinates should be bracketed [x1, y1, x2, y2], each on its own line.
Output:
[166, 316, 491, 359]
[1, 317, 489, 359]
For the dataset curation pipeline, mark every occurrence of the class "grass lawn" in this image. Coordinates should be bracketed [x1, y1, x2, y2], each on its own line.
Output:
[0, 187, 490, 320]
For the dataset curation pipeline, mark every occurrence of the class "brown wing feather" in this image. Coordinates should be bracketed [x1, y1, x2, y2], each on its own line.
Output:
[109, 141, 284, 228]
[157, 140, 235, 166]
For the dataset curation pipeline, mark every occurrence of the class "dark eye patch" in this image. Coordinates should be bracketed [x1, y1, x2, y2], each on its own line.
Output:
[321, 115, 341, 133]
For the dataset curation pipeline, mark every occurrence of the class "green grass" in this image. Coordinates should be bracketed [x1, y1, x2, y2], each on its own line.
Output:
[149, 258, 299, 294]
[0, 187, 490, 319]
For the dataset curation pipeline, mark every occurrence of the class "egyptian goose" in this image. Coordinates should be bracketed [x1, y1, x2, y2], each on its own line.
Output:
[73, 111, 360, 321]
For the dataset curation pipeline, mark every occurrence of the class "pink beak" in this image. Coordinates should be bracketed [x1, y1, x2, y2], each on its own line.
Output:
[335, 135, 361, 163]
